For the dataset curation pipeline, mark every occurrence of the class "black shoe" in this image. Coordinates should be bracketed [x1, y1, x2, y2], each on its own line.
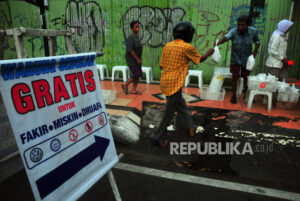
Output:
[231, 96, 237, 104]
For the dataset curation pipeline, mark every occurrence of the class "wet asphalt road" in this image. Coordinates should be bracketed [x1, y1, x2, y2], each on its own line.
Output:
[1, 102, 300, 201]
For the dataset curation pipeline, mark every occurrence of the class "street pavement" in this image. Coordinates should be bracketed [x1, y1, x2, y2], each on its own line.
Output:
[1, 102, 300, 201]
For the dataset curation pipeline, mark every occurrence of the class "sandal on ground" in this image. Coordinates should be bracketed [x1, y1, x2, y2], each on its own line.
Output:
[121, 84, 129, 95]
[131, 90, 142, 95]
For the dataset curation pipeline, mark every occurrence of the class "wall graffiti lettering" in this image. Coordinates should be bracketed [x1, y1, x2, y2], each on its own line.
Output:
[27, 36, 44, 57]
[0, 9, 15, 52]
[49, 15, 68, 55]
[51, 17, 64, 26]
[65, 0, 105, 53]
[195, 10, 224, 52]
[0, 10, 12, 27]
[121, 6, 186, 48]
[14, 13, 44, 57]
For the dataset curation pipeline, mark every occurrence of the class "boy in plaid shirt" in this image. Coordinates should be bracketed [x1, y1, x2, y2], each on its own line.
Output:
[155, 21, 214, 147]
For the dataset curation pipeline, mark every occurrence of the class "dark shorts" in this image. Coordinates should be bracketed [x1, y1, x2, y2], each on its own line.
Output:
[268, 66, 288, 82]
[230, 64, 251, 81]
[129, 65, 142, 79]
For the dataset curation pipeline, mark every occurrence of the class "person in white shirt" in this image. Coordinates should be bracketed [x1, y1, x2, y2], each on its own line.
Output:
[266, 19, 293, 81]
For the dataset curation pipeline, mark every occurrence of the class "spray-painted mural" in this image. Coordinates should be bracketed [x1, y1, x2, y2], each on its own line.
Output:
[0, 1, 44, 58]
[195, 10, 227, 53]
[0, 8, 15, 53]
[122, 6, 185, 48]
[231, 0, 267, 37]
[0, 0, 299, 82]
[65, 0, 105, 52]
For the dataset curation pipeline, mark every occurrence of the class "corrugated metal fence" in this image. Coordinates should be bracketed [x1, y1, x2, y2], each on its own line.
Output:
[0, 0, 299, 82]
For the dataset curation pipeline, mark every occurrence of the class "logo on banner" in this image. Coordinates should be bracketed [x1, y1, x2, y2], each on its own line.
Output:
[85, 121, 93, 133]
[69, 129, 78, 142]
[98, 114, 105, 126]
[50, 138, 61, 152]
[30, 148, 43, 162]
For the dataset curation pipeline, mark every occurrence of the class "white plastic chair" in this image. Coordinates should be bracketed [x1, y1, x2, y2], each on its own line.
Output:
[185, 70, 203, 88]
[96, 64, 109, 80]
[246, 90, 272, 112]
[141, 67, 153, 84]
[112, 66, 130, 82]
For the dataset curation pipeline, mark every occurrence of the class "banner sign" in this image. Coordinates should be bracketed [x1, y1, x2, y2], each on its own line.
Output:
[0, 53, 118, 201]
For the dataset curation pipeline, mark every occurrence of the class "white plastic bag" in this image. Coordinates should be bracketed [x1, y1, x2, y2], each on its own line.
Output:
[211, 40, 221, 63]
[246, 55, 255, 71]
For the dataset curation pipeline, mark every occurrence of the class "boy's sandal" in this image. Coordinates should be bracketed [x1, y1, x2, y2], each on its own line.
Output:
[121, 84, 129, 94]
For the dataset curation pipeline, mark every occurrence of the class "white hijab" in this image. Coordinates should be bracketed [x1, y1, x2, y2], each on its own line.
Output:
[270, 19, 293, 40]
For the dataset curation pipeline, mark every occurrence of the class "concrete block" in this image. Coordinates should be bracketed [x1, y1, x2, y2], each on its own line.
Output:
[102, 90, 116, 104]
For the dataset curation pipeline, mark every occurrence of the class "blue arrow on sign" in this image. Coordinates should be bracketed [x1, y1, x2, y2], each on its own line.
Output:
[36, 136, 110, 199]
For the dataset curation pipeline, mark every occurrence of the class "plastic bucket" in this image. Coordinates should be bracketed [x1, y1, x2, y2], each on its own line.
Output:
[208, 75, 224, 93]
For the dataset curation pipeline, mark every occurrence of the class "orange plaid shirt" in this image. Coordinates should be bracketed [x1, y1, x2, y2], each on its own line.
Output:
[160, 39, 201, 96]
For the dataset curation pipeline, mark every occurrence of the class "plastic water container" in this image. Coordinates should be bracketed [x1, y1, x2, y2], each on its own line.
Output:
[277, 92, 290, 102]
[289, 84, 300, 103]
[277, 81, 290, 91]
[289, 92, 300, 103]
[208, 75, 224, 93]
[200, 87, 226, 101]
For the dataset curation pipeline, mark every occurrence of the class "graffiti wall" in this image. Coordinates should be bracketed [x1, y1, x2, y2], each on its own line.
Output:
[65, 0, 105, 52]
[1, 0, 299, 82]
[122, 6, 185, 48]
[0, 1, 16, 59]
[2, 1, 44, 59]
